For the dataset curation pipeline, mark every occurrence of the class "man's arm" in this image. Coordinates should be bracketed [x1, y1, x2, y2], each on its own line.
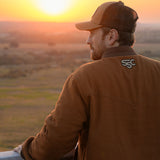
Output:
[21, 74, 89, 160]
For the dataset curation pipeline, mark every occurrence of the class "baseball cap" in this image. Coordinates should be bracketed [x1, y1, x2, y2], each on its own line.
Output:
[75, 1, 138, 33]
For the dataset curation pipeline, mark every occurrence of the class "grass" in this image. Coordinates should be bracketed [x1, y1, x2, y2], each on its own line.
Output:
[0, 66, 71, 151]
[0, 105, 12, 109]
[0, 42, 159, 151]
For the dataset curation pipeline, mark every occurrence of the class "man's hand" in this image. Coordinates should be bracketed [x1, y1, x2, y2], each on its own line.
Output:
[13, 144, 22, 154]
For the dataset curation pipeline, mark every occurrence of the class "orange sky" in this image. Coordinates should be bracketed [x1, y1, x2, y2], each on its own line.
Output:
[0, 0, 159, 23]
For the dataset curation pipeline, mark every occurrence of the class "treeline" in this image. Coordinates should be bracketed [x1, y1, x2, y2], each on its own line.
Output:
[0, 31, 87, 44]
[1, 30, 160, 44]
[0, 49, 90, 78]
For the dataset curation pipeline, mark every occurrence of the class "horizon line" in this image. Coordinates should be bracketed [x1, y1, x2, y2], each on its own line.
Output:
[0, 20, 160, 25]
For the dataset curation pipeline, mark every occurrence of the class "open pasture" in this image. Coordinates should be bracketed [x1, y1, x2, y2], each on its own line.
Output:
[0, 42, 159, 151]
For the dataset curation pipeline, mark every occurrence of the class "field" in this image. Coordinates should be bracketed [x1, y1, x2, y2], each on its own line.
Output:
[0, 67, 73, 151]
[0, 42, 160, 151]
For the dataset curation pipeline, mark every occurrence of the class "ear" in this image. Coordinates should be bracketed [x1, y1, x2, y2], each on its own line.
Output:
[107, 29, 119, 46]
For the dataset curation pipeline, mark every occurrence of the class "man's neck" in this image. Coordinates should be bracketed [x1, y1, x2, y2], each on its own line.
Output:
[102, 45, 136, 58]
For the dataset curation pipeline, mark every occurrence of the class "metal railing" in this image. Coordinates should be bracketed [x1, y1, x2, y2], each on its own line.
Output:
[0, 151, 23, 160]
[0, 147, 76, 160]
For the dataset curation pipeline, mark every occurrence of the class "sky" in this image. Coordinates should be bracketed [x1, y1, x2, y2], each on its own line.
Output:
[0, 0, 159, 23]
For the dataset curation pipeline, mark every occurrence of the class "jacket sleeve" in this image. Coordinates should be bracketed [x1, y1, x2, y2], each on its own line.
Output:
[22, 73, 89, 160]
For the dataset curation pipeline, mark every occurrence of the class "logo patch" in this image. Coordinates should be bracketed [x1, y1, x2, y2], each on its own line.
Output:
[121, 59, 136, 69]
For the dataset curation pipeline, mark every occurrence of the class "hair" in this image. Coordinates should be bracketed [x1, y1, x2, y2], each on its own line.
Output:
[101, 27, 111, 40]
[117, 31, 135, 46]
[101, 25, 136, 46]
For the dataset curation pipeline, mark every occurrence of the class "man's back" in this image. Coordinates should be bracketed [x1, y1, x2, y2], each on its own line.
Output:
[21, 47, 160, 160]
[19, 2, 160, 160]
[76, 50, 160, 160]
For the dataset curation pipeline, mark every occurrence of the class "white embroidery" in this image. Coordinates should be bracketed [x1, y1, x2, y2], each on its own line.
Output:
[121, 59, 136, 69]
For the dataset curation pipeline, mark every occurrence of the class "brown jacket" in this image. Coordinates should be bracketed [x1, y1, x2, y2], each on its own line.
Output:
[22, 46, 160, 160]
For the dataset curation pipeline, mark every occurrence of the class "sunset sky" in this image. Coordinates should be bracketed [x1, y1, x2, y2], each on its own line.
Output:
[0, 0, 159, 23]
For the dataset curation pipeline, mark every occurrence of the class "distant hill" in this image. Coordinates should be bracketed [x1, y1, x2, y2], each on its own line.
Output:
[0, 21, 160, 33]
[0, 21, 85, 43]
[136, 23, 160, 43]
[0, 21, 160, 44]
[136, 23, 160, 31]
[0, 21, 77, 33]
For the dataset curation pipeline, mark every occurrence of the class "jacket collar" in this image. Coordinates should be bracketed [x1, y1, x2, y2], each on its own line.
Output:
[102, 46, 137, 58]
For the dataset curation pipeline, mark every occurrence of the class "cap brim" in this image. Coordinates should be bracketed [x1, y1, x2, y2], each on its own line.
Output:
[75, 21, 103, 31]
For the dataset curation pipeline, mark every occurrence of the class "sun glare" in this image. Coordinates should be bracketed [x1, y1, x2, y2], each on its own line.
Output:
[36, 0, 72, 15]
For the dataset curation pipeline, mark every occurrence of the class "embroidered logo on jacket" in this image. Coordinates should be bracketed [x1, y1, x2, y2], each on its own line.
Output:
[121, 59, 136, 69]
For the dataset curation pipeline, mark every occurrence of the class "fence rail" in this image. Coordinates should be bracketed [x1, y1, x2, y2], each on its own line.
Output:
[0, 151, 23, 160]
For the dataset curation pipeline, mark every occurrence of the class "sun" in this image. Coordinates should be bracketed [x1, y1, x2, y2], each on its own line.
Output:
[36, 0, 72, 15]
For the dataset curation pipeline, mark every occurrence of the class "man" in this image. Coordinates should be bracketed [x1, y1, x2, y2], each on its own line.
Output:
[16, 1, 160, 160]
